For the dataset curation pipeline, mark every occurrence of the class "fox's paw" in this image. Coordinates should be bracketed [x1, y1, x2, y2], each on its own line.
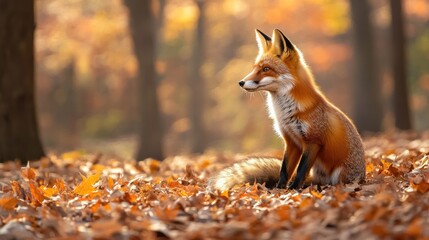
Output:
[288, 181, 300, 190]
[275, 180, 287, 189]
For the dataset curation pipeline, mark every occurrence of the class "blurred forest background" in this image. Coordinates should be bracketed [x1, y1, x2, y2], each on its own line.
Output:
[10, 0, 429, 160]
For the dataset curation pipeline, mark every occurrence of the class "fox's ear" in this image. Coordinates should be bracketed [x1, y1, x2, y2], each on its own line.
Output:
[272, 29, 295, 56]
[255, 29, 271, 55]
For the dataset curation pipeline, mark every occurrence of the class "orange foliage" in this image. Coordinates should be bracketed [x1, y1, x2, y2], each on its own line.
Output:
[73, 172, 101, 196]
[1, 133, 429, 238]
[0, 194, 18, 211]
[35, 0, 429, 154]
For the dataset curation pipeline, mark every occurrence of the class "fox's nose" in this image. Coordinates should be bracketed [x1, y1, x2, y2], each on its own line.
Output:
[238, 81, 245, 87]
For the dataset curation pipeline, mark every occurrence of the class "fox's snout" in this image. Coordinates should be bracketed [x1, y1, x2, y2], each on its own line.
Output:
[238, 81, 245, 87]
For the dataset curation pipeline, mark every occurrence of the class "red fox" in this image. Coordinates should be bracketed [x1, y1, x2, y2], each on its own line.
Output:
[209, 29, 365, 191]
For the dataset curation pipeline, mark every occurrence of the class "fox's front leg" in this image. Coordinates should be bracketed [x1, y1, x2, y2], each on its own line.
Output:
[289, 144, 320, 189]
[276, 142, 301, 188]
[276, 153, 289, 188]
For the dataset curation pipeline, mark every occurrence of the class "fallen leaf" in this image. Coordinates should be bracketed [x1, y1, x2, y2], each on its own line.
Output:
[55, 178, 67, 193]
[92, 164, 105, 173]
[10, 181, 26, 199]
[148, 160, 160, 173]
[371, 222, 388, 237]
[29, 180, 45, 204]
[61, 151, 84, 160]
[366, 162, 376, 173]
[405, 218, 422, 237]
[153, 206, 179, 221]
[310, 189, 323, 199]
[220, 189, 229, 199]
[0, 193, 18, 211]
[21, 163, 36, 181]
[197, 158, 212, 169]
[107, 176, 114, 189]
[299, 198, 314, 209]
[275, 205, 290, 221]
[92, 219, 123, 238]
[39, 185, 58, 198]
[410, 175, 429, 193]
[73, 172, 101, 196]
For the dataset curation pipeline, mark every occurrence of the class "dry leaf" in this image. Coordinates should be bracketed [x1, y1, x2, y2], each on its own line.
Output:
[29, 180, 45, 204]
[61, 151, 84, 160]
[107, 176, 114, 189]
[39, 185, 58, 198]
[275, 205, 290, 221]
[73, 172, 101, 195]
[21, 163, 36, 181]
[148, 160, 160, 174]
[405, 218, 422, 237]
[10, 181, 26, 199]
[55, 178, 67, 193]
[92, 219, 123, 238]
[153, 206, 179, 221]
[0, 193, 18, 211]
[310, 189, 323, 199]
[0, 132, 428, 239]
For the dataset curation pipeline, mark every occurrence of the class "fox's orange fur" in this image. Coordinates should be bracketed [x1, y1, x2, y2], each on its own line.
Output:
[209, 29, 365, 191]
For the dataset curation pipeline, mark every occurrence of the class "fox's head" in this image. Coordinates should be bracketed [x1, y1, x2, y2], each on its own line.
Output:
[239, 29, 303, 93]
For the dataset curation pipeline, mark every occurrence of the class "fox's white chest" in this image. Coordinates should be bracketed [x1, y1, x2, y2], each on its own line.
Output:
[267, 93, 306, 145]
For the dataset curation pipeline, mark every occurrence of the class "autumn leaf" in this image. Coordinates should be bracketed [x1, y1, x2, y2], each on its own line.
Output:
[381, 159, 392, 169]
[39, 185, 58, 198]
[410, 175, 429, 193]
[0, 193, 19, 211]
[61, 150, 84, 161]
[371, 222, 388, 237]
[73, 172, 101, 195]
[197, 158, 212, 169]
[153, 206, 179, 221]
[333, 188, 349, 202]
[310, 189, 323, 199]
[0, 132, 429, 239]
[90, 201, 101, 213]
[92, 219, 123, 238]
[220, 189, 229, 199]
[107, 176, 115, 189]
[148, 159, 160, 173]
[21, 163, 36, 181]
[366, 162, 376, 174]
[124, 192, 138, 203]
[103, 203, 112, 211]
[406, 218, 422, 237]
[55, 178, 67, 193]
[167, 179, 181, 188]
[299, 197, 314, 209]
[387, 165, 400, 176]
[29, 180, 45, 204]
[91, 164, 105, 173]
[275, 205, 290, 221]
[10, 181, 26, 199]
[152, 176, 163, 184]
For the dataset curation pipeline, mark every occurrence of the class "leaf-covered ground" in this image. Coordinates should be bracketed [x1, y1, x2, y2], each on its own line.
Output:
[1, 132, 429, 239]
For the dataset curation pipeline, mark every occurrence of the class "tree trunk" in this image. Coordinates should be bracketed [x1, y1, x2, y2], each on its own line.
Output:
[0, 0, 45, 163]
[124, 0, 163, 160]
[349, 0, 383, 132]
[390, 0, 411, 130]
[189, 0, 206, 153]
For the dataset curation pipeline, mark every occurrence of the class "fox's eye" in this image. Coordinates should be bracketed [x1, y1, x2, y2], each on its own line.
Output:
[262, 67, 270, 72]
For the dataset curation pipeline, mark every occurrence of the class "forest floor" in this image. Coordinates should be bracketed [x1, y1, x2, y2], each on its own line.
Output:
[1, 132, 429, 239]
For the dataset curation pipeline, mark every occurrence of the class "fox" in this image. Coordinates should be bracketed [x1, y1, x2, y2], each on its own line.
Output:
[209, 29, 365, 191]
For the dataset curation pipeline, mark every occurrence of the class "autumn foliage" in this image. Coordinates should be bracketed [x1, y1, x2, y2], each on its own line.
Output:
[1, 132, 429, 239]
[34, 0, 429, 155]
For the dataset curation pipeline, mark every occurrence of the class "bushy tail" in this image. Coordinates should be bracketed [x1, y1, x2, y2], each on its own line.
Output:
[208, 158, 282, 191]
